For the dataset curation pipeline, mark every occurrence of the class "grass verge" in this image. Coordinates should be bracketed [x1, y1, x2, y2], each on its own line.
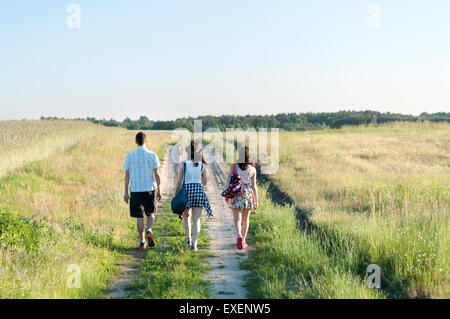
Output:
[241, 123, 448, 298]
[241, 186, 382, 299]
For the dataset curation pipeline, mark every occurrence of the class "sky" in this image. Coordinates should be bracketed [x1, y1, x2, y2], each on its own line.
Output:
[0, 0, 449, 121]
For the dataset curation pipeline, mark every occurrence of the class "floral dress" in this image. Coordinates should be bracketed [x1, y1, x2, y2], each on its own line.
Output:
[229, 164, 256, 210]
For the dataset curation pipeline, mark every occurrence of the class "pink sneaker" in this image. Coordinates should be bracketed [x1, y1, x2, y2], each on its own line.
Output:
[242, 241, 248, 249]
[237, 234, 243, 250]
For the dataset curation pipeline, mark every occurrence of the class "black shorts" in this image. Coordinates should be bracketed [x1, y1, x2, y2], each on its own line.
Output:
[130, 191, 156, 218]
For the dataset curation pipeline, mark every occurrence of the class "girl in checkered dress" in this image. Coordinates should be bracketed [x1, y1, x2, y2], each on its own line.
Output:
[174, 141, 212, 251]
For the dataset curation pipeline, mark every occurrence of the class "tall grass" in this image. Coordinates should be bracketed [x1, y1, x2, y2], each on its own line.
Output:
[267, 122, 449, 297]
[243, 186, 382, 299]
[0, 120, 102, 178]
[0, 123, 171, 298]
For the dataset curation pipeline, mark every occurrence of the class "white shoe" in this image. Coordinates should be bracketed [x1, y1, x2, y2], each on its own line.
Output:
[191, 243, 198, 251]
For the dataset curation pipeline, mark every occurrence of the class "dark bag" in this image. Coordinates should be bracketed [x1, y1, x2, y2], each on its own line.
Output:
[171, 162, 188, 215]
[221, 164, 243, 200]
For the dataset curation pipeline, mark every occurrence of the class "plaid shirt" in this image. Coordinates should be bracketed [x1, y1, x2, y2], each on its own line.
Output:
[123, 146, 160, 192]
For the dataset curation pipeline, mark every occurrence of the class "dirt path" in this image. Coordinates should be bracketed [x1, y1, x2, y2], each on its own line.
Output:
[107, 147, 177, 299]
[204, 159, 249, 299]
[107, 254, 142, 299]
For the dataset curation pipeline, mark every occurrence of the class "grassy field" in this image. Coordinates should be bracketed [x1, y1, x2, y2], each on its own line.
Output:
[242, 186, 382, 298]
[1, 120, 448, 299]
[0, 122, 174, 298]
[0, 120, 102, 178]
[245, 122, 449, 298]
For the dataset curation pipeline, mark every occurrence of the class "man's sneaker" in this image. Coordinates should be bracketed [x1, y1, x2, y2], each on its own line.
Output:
[236, 234, 243, 250]
[191, 243, 198, 251]
[139, 241, 147, 251]
[186, 238, 191, 246]
[146, 230, 155, 247]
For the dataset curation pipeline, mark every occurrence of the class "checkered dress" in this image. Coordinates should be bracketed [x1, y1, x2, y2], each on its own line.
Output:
[185, 183, 213, 218]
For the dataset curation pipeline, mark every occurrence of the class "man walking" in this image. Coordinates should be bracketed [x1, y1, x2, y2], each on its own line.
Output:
[123, 132, 161, 250]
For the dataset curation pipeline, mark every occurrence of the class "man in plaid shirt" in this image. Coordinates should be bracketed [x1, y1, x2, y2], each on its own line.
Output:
[123, 132, 161, 250]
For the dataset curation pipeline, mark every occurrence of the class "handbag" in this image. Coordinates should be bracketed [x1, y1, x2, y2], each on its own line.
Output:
[221, 164, 243, 200]
[171, 162, 188, 215]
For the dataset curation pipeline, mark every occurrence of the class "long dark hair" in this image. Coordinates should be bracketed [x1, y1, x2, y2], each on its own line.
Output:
[189, 140, 206, 167]
[237, 146, 255, 170]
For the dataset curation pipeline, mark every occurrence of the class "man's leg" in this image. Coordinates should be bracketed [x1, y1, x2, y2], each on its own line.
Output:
[131, 193, 146, 249]
[143, 192, 156, 247]
[146, 213, 155, 231]
[145, 213, 156, 247]
[137, 218, 145, 242]
[146, 192, 156, 232]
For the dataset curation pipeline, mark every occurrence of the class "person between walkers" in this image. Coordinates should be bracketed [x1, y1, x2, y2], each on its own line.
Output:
[228, 146, 258, 250]
[174, 141, 212, 251]
[123, 132, 161, 251]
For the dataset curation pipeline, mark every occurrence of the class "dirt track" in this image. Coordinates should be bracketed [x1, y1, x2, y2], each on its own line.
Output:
[204, 158, 249, 299]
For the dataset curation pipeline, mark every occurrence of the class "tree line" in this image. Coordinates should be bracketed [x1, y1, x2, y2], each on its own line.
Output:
[40, 111, 450, 131]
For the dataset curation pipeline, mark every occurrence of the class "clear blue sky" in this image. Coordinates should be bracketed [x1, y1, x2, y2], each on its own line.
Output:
[1, 0, 449, 120]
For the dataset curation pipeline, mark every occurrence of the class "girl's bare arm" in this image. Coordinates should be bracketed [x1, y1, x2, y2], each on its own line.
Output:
[201, 165, 208, 186]
[251, 168, 258, 209]
[174, 164, 184, 194]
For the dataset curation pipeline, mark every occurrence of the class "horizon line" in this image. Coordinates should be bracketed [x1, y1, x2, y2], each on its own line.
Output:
[3, 109, 449, 122]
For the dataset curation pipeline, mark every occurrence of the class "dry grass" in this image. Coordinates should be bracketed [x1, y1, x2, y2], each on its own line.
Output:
[0, 120, 102, 178]
[270, 122, 449, 297]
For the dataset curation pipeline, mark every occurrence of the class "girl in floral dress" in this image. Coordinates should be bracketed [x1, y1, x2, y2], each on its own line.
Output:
[227, 146, 258, 250]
